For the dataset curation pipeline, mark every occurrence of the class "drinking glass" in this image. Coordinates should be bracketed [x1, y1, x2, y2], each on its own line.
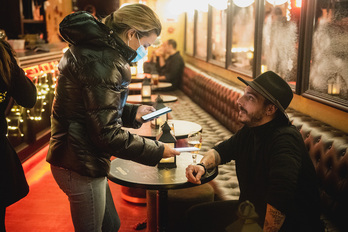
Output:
[187, 131, 202, 164]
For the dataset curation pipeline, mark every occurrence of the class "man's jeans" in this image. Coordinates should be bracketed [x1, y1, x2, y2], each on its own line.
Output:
[51, 165, 120, 232]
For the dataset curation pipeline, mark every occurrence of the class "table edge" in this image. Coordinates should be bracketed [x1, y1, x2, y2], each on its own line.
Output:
[107, 166, 218, 191]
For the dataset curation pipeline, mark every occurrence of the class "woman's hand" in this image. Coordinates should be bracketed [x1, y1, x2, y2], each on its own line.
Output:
[162, 143, 180, 158]
[136, 105, 156, 123]
[185, 164, 205, 185]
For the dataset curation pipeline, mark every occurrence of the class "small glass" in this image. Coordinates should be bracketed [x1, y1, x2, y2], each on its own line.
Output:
[187, 131, 202, 164]
[168, 121, 175, 136]
[152, 73, 159, 86]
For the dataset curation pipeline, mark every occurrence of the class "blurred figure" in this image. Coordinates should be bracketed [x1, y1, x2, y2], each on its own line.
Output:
[83, 4, 97, 19]
[155, 39, 185, 90]
[76, 0, 119, 19]
[0, 39, 37, 231]
[47, 4, 179, 232]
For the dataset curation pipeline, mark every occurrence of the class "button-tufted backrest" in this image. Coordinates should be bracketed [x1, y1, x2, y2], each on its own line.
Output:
[287, 109, 348, 231]
[181, 64, 243, 133]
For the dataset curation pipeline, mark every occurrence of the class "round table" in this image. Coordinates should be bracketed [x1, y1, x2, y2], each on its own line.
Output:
[128, 82, 172, 91]
[108, 153, 217, 232]
[131, 73, 151, 82]
[153, 82, 172, 91]
[126, 94, 178, 104]
[125, 119, 202, 140]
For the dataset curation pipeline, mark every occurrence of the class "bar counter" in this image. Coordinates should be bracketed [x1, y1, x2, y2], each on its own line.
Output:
[8, 42, 66, 161]
[16, 42, 67, 67]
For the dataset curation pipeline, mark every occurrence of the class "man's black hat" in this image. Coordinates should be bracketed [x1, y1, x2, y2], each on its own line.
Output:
[237, 71, 293, 119]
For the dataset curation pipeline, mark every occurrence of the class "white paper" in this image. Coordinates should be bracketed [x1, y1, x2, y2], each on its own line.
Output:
[174, 147, 200, 152]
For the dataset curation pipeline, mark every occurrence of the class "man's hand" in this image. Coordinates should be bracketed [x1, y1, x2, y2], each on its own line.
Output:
[136, 105, 156, 123]
[162, 143, 180, 158]
[185, 164, 205, 185]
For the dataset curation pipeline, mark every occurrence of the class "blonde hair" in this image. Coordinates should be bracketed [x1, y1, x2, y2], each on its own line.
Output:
[104, 3, 161, 39]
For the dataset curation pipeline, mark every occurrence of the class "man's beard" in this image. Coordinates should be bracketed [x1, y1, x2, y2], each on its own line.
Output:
[238, 106, 265, 127]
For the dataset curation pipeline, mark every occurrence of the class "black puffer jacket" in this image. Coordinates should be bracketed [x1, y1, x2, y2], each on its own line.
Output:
[46, 12, 164, 178]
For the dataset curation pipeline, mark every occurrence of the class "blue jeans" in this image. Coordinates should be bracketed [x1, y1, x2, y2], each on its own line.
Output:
[51, 165, 120, 232]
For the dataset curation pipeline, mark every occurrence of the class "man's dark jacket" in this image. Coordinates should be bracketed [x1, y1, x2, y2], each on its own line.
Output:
[157, 51, 184, 90]
[47, 12, 164, 178]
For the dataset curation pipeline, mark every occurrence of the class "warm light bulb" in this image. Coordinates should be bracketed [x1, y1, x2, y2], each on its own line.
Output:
[266, 0, 288, 5]
[233, 0, 254, 8]
[209, 0, 228, 10]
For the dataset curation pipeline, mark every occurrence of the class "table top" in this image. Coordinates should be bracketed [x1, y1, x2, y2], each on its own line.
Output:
[108, 153, 217, 190]
[131, 73, 151, 82]
[126, 94, 178, 104]
[125, 119, 202, 140]
[128, 82, 172, 91]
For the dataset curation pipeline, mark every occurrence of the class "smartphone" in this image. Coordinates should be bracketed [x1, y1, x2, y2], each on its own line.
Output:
[141, 106, 172, 121]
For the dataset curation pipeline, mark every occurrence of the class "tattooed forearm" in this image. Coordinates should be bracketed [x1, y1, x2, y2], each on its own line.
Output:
[201, 149, 221, 169]
[263, 204, 285, 232]
[212, 149, 221, 167]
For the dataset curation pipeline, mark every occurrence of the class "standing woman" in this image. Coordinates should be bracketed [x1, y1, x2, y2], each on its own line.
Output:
[47, 4, 179, 232]
[0, 38, 37, 231]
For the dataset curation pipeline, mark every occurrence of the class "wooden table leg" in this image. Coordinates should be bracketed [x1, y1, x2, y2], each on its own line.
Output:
[157, 190, 168, 232]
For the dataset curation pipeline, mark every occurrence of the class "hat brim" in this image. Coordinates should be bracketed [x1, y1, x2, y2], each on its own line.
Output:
[237, 76, 289, 119]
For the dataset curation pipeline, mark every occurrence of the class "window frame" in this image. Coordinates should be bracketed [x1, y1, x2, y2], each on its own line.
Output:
[183, 0, 348, 112]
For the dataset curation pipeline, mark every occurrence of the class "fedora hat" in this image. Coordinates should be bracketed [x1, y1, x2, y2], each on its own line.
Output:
[238, 71, 293, 118]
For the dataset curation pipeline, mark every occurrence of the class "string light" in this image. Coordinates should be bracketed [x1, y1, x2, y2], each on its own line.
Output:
[6, 61, 59, 138]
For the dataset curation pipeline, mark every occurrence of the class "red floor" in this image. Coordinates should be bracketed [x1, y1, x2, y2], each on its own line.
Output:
[5, 145, 147, 232]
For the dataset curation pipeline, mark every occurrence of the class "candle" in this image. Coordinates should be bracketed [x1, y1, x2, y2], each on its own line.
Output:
[332, 83, 340, 95]
[261, 65, 267, 73]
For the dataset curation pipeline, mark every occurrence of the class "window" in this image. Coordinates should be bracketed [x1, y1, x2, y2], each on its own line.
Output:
[183, 0, 348, 111]
[196, 10, 208, 59]
[261, 1, 301, 89]
[185, 10, 195, 56]
[308, 1, 348, 102]
[211, 5, 227, 64]
[230, 1, 256, 75]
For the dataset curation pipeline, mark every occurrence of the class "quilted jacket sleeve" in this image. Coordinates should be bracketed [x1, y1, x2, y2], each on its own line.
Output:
[122, 103, 142, 129]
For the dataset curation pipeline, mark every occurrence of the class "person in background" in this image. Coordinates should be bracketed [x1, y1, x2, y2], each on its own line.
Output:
[155, 39, 185, 90]
[0, 38, 37, 231]
[46, 4, 179, 232]
[185, 71, 324, 232]
[76, 0, 119, 19]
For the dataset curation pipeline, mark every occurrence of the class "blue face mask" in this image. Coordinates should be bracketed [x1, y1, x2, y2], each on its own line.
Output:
[132, 35, 148, 63]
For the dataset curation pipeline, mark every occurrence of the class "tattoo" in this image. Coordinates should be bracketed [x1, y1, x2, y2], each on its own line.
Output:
[212, 150, 221, 166]
[269, 207, 284, 225]
[201, 149, 221, 170]
[263, 204, 285, 232]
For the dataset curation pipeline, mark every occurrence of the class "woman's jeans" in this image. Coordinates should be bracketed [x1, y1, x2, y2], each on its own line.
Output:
[51, 165, 120, 232]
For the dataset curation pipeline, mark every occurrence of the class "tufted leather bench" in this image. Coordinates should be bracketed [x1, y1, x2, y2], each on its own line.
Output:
[180, 64, 348, 232]
[181, 64, 243, 134]
[287, 109, 348, 231]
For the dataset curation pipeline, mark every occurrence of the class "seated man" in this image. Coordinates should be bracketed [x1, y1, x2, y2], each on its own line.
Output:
[185, 71, 324, 232]
[155, 39, 184, 90]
